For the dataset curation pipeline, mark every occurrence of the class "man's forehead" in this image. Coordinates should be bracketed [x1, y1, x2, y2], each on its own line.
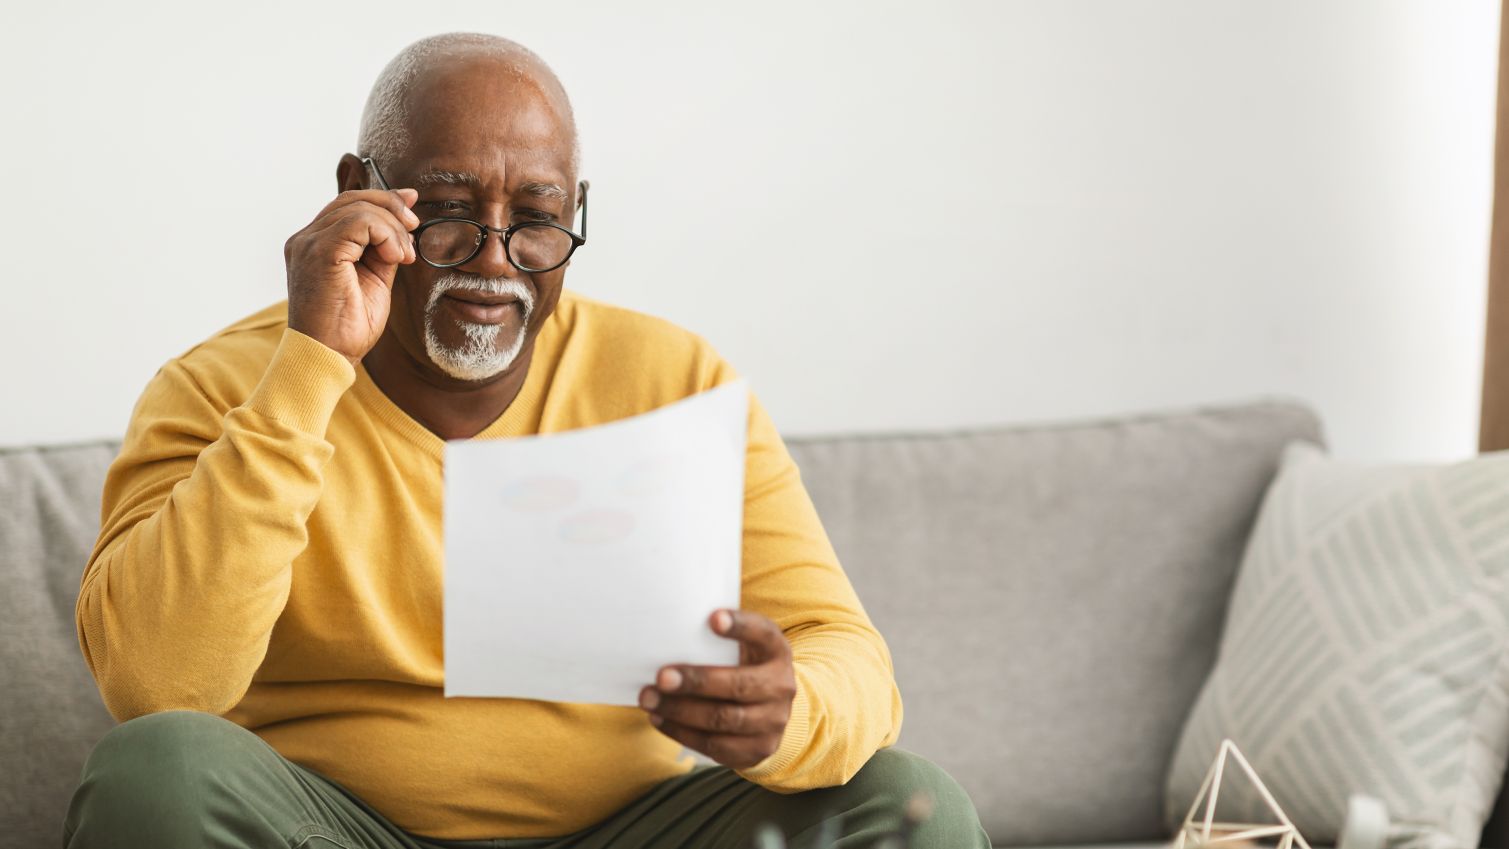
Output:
[402, 108, 574, 183]
[387, 57, 577, 194]
[405, 63, 572, 146]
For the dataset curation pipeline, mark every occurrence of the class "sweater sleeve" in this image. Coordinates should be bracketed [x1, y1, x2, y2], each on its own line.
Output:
[76, 329, 355, 721]
[718, 373, 905, 791]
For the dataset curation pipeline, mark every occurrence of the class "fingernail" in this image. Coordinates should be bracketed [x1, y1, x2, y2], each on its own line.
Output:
[659, 668, 683, 691]
[714, 610, 733, 634]
[640, 689, 660, 710]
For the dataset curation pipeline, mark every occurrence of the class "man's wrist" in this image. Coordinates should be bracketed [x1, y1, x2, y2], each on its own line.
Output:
[737, 676, 812, 781]
[244, 328, 358, 435]
[285, 314, 363, 367]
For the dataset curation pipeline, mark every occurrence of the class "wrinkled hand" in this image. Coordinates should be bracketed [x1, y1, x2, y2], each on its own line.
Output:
[639, 609, 796, 769]
[284, 187, 419, 365]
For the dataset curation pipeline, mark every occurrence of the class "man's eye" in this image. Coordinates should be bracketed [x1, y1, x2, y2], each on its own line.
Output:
[514, 209, 556, 223]
[419, 200, 469, 216]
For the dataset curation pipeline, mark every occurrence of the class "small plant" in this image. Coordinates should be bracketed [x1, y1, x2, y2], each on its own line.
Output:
[750, 791, 934, 849]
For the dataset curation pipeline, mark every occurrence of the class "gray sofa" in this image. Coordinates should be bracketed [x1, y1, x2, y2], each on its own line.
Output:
[4, 399, 1507, 848]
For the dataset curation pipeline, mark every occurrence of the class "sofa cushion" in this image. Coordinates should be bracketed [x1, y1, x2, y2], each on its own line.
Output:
[1164, 443, 1509, 848]
[784, 400, 1323, 845]
[0, 441, 120, 846]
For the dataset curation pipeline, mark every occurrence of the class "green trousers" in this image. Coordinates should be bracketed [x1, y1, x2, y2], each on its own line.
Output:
[64, 711, 990, 849]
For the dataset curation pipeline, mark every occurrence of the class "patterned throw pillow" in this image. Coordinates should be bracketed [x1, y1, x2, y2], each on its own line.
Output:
[1165, 442, 1509, 848]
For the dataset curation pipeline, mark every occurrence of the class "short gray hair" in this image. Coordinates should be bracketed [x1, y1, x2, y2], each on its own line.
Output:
[357, 33, 581, 175]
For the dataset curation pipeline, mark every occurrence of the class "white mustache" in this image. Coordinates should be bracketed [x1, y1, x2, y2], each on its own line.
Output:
[426, 274, 535, 326]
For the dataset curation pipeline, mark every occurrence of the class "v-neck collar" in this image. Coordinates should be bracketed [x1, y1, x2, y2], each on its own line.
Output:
[350, 321, 555, 459]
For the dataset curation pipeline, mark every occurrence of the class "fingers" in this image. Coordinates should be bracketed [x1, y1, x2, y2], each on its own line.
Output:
[648, 716, 782, 770]
[657, 661, 794, 704]
[649, 610, 794, 702]
[640, 688, 789, 735]
[355, 212, 414, 268]
[314, 202, 417, 268]
[710, 609, 791, 665]
[312, 188, 419, 229]
[303, 190, 419, 268]
[641, 609, 796, 769]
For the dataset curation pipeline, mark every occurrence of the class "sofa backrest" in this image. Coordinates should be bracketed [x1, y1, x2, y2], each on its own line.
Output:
[4, 401, 1505, 847]
[1, 442, 118, 846]
[784, 400, 1334, 845]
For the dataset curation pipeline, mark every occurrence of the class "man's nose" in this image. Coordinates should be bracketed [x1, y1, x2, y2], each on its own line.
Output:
[459, 227, 518, 279]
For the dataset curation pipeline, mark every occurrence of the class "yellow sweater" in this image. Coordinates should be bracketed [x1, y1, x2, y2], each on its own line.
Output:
[76, 291, 903, 840]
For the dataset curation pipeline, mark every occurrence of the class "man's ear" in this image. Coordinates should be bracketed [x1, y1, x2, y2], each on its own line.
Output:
[335, 153, 367, 193]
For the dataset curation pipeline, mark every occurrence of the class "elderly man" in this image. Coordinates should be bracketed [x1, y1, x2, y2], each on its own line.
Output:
[65, 33, 988, 849]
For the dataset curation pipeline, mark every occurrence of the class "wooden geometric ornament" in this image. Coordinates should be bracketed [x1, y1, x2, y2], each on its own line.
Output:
[1172, 739, 1313, 849]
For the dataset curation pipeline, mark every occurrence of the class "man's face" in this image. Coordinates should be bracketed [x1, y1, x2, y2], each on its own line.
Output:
[375, 58, 578, 384]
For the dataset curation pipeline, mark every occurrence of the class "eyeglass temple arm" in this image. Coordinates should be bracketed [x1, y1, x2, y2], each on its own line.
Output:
[361, 156, 392, 191]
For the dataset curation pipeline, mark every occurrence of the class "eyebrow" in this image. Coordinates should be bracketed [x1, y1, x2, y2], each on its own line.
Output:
[414, 170, 480, 188]
[413, 170, 568, 204]
[519, 181, 569, 203]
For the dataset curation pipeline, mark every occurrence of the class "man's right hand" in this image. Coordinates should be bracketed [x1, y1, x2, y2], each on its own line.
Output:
[284, 188, 420, 365]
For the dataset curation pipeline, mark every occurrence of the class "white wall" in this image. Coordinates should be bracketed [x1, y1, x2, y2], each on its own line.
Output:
[0, 1, 1498, 461]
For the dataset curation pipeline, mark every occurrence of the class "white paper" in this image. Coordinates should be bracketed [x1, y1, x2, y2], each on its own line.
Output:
[443, 379, 748, 705]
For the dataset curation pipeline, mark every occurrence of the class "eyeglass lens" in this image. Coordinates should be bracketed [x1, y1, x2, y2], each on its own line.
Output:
[416, 221, 574, 271]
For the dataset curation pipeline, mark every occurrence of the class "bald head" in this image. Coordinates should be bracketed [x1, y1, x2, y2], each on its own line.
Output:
[358, 33, 580, 175]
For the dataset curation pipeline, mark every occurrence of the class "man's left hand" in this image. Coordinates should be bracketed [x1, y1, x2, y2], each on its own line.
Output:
[639, 609, 796, 769]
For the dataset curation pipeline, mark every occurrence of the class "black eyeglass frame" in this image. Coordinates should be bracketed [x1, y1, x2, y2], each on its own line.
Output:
[361, 156, 588, 273]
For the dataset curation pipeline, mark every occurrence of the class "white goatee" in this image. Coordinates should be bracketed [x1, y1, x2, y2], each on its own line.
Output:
[422, 274, 535, 381]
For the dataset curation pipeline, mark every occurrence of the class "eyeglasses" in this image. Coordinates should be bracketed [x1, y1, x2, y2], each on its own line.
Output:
[362, 157, 588, 273]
